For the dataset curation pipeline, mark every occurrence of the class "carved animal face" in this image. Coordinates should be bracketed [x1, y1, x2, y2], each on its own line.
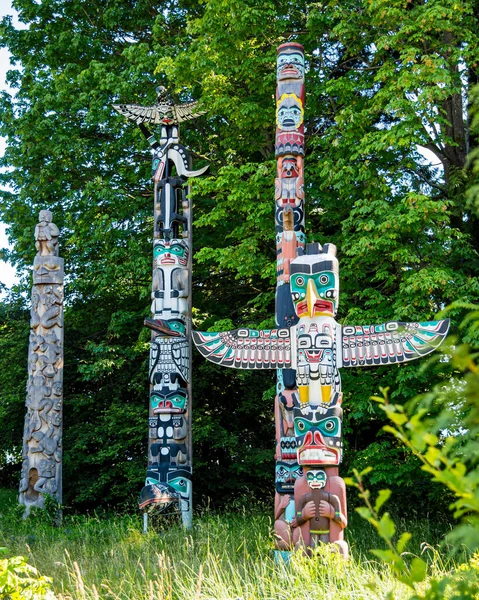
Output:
[150, 388, 188, 414]
[281, 157, 300, 179]
[275, 461, 303, 493]
[290, 245, 339, 317]
[167, 469, 191, 501]
[294, 401, 343, 467]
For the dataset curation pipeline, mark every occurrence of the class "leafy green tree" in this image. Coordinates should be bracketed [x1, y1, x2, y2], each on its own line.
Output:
[0, 0, 478, 511]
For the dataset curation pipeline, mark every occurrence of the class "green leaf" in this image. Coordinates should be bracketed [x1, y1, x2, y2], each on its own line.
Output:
[356, 506, 373, 521]
[378, 512, 396, 541]
[396, 532, 412, 554]
[409, 557, 427, 583]
[388, 412, 409, 426]
[374, 489, 392, 514]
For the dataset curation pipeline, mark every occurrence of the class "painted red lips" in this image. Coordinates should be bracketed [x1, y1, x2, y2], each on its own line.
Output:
[296, 299, 334, 316]
[314, 300, 334, 314]
[159, 256, 176, 264]
[280, 66, 300, 78]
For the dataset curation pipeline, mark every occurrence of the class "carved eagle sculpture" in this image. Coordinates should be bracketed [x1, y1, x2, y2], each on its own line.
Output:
[192, 320, 449, 369]
[113, 86, 206, 126]
[192, 243, 449, 405]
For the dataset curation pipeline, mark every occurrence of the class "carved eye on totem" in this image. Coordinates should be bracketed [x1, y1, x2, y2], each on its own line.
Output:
[297, 420, 305, 432]
[298, 336, 312, 348]
[170, 244, 185, 256]
[169, 477, 188, 493]
[319, 274, 329, 285]
[317, 417, 341, 437]
[295, 276, 305, 287]
[293, 466, 303, 479]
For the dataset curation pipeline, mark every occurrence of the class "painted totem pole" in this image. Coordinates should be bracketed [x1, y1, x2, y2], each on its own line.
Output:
[274, 43, 306, 554]
[114, 88, 207, 529]
[19, 210, 64, 516]
[192, 44, 450, 556]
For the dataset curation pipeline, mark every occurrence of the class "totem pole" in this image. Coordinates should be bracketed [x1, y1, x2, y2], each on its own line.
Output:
[114, 88, 207, 529]
[19, 210, 64, 516]
[274, 43, 306, 555]
[192, 44, 450, 557]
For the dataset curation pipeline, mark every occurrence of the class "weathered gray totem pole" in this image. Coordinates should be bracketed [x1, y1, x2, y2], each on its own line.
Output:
[114, 88, 207, 529]
[19, 210, 64, 516]
[193, 44, 450, 557]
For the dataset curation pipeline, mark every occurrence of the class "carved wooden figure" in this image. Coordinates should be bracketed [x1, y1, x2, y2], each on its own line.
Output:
[294, 469, 347, 555]
[19, 210, 64, 516]
[114, 88, 207, 530]
[192, 43, 450, 557]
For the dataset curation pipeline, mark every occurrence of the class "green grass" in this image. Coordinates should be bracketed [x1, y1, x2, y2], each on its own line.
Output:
[0, 489, 470, 599]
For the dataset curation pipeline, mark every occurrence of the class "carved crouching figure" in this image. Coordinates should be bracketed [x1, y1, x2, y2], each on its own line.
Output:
[293, 469, 348, 556]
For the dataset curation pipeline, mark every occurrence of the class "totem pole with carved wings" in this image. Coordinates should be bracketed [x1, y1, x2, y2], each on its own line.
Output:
[192, 45, 449, 557]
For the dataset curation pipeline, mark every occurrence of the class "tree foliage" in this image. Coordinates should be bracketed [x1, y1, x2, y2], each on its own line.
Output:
[0, 0, 478, 511]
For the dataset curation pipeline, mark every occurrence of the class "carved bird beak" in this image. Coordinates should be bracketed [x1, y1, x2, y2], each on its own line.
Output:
[306, 278, 319, 318]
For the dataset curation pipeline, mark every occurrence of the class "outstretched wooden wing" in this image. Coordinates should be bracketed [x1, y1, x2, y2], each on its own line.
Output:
[173, 102, 207, 123]
[114, 101, 205, 125]
[113, 103, 162, 125]
[192, 328, 291, 369]
[342, 319, 450, 368]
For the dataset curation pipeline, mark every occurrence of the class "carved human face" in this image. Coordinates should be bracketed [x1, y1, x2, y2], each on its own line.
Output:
[153, 239, 188, 268]
[294, 402, 343, 466]
[306, 469, 327, 490]
[39, 210, 52, 223]
[277, 94, 304, 131]
[297, 325, 334, 370]
[277, 45, 305, 80]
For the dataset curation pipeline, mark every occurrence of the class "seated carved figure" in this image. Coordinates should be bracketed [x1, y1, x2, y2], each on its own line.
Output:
[293, 469, 348, 557]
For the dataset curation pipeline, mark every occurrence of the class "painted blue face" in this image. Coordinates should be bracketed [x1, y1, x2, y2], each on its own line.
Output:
[275, 461, 303, 493]
[277, 94, 303, 131]
[277, 50, 305, 80]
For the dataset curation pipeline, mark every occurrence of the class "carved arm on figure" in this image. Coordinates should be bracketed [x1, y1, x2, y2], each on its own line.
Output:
[274, 493, 291, 521]
[327, 493, 347, 529]
[296, 495, 347, 529]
